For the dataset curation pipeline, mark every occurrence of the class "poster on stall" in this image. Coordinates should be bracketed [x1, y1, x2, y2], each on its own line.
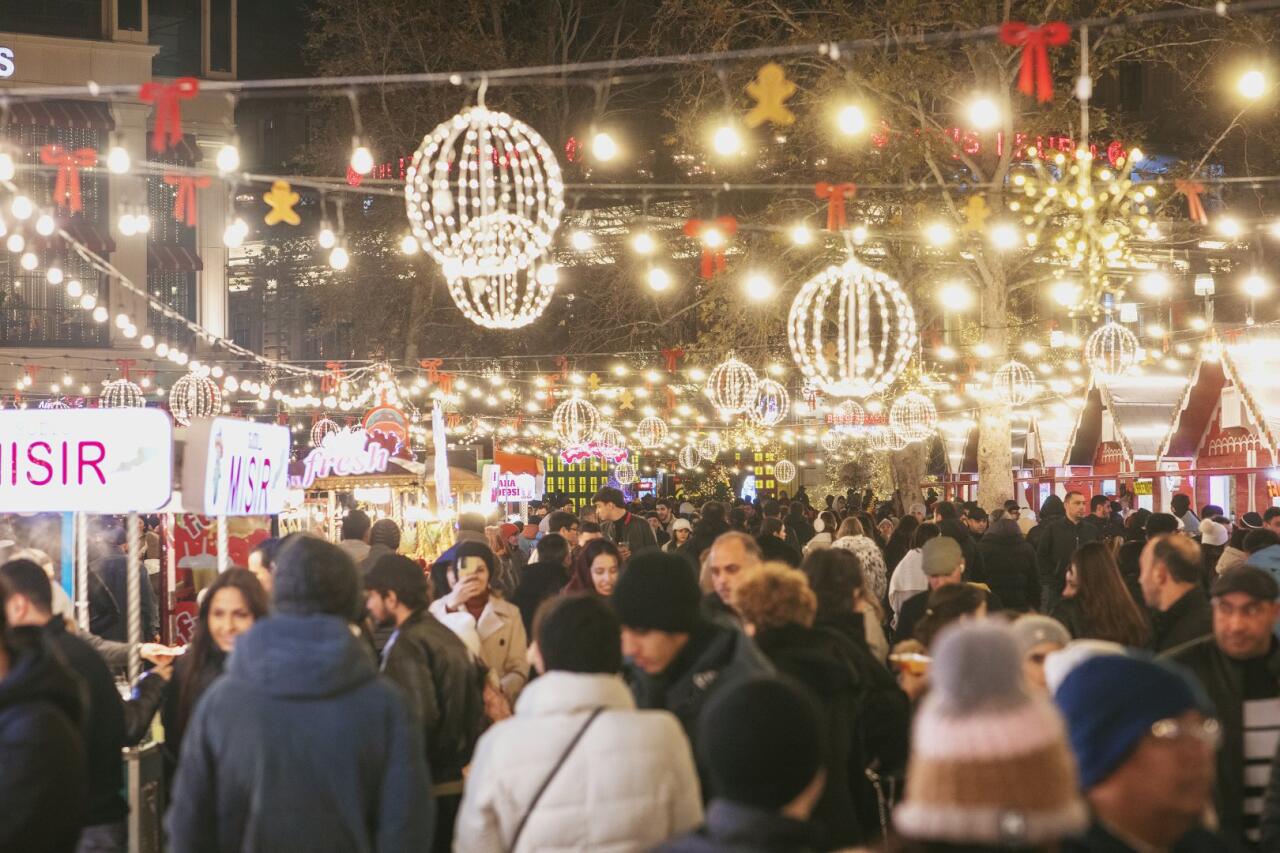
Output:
[167, 514, 271, 644]
[182, 417, 291, 516]
[481, 464, 542, 505]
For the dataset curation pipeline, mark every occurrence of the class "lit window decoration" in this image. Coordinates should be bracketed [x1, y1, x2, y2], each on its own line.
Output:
[310, 417, 341, 448]
[614, 461, 638, 485]
[748, 378, 790, 427]
[696, 432, 722, 460]
[552, 397, 600, 445]
[99, 378, 145, 409]
[772, 459, 796, 484]
[678, 444, 701, 469]
[706, 353, 759, 414]
[991, 360, 1039, 406]
[788, 258, 918, 398]
[169, 373, 222, 426]
[889, 392, 938, 443]
[636, 415, 669, 449]
[830, 399, 866, 433]
[445, 263, 560, 330]
[1084, 321, 1140, 377]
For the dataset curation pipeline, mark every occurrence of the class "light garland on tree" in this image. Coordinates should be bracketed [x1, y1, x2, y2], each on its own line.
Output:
[99, 378, 145, 409]
[552, 397, 600, 445]
[788, 258, 918, 399]
[636, 415, 669, 448]
[706, 354, 760, 414]
[889, 391, 938, 442]
[991, 359, 1039, 405]
[1084, 321, 1140, 377]
[772, 459, 796, 484]
[169, 373, 222, 426]
[748, 378, 790, 427]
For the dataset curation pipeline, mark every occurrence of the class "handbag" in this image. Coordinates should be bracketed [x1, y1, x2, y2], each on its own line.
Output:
[508, 707, 604, 850]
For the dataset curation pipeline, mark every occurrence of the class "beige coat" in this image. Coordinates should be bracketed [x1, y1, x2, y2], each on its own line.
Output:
[429, 595, 529, 701]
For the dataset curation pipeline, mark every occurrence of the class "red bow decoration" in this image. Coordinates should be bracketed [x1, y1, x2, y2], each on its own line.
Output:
[40, 145, 97, 213]
[437, 372, 454, 395]
[140, 77, 200, 153]
[999, 22, 1071, 103]
[320, 361, 344, 394]
[683, 216, 738, 278]
[814, 182, 857, 231]
[1174, 180, 1208, 225]
[165, 173, 211, 226]
[114, 359, 136, 380]
[661, 347, 685, 372]
[418, 358, 443, 383]
[445, 413, 462, 429]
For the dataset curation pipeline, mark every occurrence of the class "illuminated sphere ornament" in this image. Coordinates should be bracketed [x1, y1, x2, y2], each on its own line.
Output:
[889, 392, 938, 443]
[405, 105, 564, 276]
[678, 445, 701, 469]
[748, 379, 790, 427]
[788, 258, 918, 398]
[992, 360, 1039, 406]
[596, 425, 626, 451]
[445, 263, 561, 330]
[696, 433, 722, 460]
[772, 459, 796, 484]
[820, 430, 846, 454]
[706, 354, 759, 414]
[99, 378, 145, 409]
[636, 416, 669, 449]
[1084, 321, 1140, 377]
[169, 373, 222, 426]
[311, 417, 341, 447]
[830, 399, 866, 432]
[552, 397, 600, 445]
[614, 461, 638, 485]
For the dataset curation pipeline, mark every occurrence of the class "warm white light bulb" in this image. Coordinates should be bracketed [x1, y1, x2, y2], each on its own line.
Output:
[990, 222, 1019, 250]
[399, 234, 419, 255]
[35, 214, 54, 236]
[968, 96, 1000, 130]
[136, 213, 151, 233]
[0, 152, 14, 181]
[938, 282, 974, 311]
[836, 104, 867, 136]
[223, 218, 248, 248]
[5, 233, 22, 253]
[66, 279, 82, 298]
[1244, 273, 1269, 297]
[92, 306, 108, 323]
[118, 213, 138, 237]
[744, 272, 775, 302]
[570, 230, 594, 252]
[647, 267, 671, 292]
[80, 293, 96, 309]
[1216, 216, 1243, 239]
[329, 246, 350, 270]
[19, 251, 37, 271]
[591, 131, 618, 161]
[350, 145, 374, 175]
[1239, 69, 1267, 100]
[318, 226, 336, 249]
[106, 146, 130, 174]
[45, 266, 63, 285]
[1139, 271, 1170, 297]
[712, 124, 743, 156]
[631, 232, 655, 255]
[790, 224, 813, 245]
[924, 222, 953, 247]
[216, 143, 240, 174]
[140, 334, 154, 349]
[11, 196, 33, 220]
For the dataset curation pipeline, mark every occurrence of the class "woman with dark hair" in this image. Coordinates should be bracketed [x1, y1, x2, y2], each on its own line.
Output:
[1050, 541, 1150, 648]
[803, 510, 839, 555]
[563, 538, 622, 599]
[856, 511, 886, 552]
[161, 569, 268, 774]
[883, 515, 919, 580]
[914, 584, 988, 649]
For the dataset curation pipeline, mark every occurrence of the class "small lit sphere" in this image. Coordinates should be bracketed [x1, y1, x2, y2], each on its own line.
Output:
[329, 246, 350, 270]
[66, 279, 83, 298]
[924, 221, 953, 247]
[851, 224, 869, 243]
[990, 222, 1020, 250]
[310, 417, 341, 447]
[992, 360, 1039, 406]
[135, 213, 151, 233]
[591, 131, 618, 161]
[1216, 216, 1243, 239]
[169, 373, 222, 426]
[139, 334, 154, 349]
[597, 425, 627, 450]
[0, 152, 14, 180]
[744, 272, 775, 302]
[18, 251, 38, 271]
[772, 459, 796, 484]
[678, 444, 701, 469]
[223, 218, 248, 248]
[889, 392, 938, 442]
[118, 213, 137, 236]
[748, 378, 790, 427]
[570, 230, 594, 252]
[701, 227, 725, 249]
[114, 313, 130, 330]
[216, 143, 241, 174]
[350, 145, 374, 175]
[712, 123, 743, 156]
[613, 461, 638, 485]
[1239, 69, 1267, 100]
[155, 342, 169, 357]
[631, 231, 655, 255]
[552, 397, 601, 445]
[6, 233, 24, 253]
[11, 196, 33, 220]
[318, 226, 337, 249]
[35, 214, 55, 236]
[1243, 273, 1270, 297]
[706, 355, 759, 414]
[968, 96, 1000, 130]
[1084, 321, 1140, 377]
[100, 378, 145, 409]
[91, 306, 108, 323]
[830, 399, 865, 432]
[791, 224, 813, 246]
[1139, 271, 1170, 297]
[820, 430, 846, 454]
[696, 433, 721, 460]
[636, 416, 669, 448]
[938, 281, 974, 311]
[400, 234, 420, 255]
[836, 104, 867, 136]
[106, 146, 130, 174]
[1051, 279, 1082, 308]
[79, 293, 96, 310]
[647, 267, 672, 292]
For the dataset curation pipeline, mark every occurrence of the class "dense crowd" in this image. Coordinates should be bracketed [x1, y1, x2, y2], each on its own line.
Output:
[3, 485, 1280, 851]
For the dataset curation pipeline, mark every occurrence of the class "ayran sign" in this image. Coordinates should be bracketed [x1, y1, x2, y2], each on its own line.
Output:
[482, 464, 541, 504]
[182, 417, 291, 516]
[291, 428, 390, 489]
[0, 408, 171, 512]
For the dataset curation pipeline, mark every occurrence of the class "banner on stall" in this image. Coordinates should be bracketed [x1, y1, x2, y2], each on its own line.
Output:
[292, 428, 390, 489]
[0, 408, 171, 512]
[183, 417, 291, 516]
[482, 464, 542, 504]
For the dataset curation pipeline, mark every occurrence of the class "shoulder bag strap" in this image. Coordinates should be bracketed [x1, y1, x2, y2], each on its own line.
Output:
[508, 707, 604, 851]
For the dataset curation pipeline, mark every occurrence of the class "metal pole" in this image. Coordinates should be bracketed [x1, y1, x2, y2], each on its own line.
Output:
[75, 512, 89, 632]
[126, 511, 141, 681]
[165, 513, 177, 644]
[217, 514, 229, 573]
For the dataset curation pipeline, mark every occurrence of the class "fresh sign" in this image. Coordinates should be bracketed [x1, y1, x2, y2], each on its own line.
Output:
[291, 428, 390, 489]
[183, 418, 291, 516]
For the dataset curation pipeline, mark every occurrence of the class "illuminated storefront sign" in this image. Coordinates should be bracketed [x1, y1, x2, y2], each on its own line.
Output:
[482, 464, 542, 504]
[183, 417, 291, 516]
[292, 428, 390, 489]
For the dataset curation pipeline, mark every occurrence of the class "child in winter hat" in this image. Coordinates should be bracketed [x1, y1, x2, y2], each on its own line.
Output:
[894, 620, 1088, 847]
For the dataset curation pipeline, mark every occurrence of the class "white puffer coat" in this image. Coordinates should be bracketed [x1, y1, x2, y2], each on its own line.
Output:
[453, 671, 703, 853]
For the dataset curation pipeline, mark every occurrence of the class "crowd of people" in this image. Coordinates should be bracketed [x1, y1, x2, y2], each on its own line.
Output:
[3, 485, 1280, 851]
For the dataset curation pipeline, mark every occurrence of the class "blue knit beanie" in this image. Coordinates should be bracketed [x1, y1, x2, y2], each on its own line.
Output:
[1054, 654, 1212, 789]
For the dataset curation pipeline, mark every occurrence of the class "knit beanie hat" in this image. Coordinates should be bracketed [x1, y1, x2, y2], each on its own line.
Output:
[611, 550, 702, 633]
[1199, 518, 1229, 547]
[1010, 614, 1071, 658]
[273, 534, 363, 621]
[698, 676, 823, 809]
[1054, 654, 1212, 789]
[1043, 639, 1127, 695]
[921, 536, 964, 577]
[894, 621, 1088, 846]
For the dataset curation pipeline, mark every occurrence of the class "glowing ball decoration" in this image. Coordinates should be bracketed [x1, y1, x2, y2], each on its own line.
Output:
[830, 399, 865, 432]
[748, 379, 790, 427]
[311, 417, 341, 448]
[614, 461, 638, 485]
[820, 430, 847, 454]
[169, 374, 222, 426]
[1084, 321, 1140, 377]
[100, 378, 145, 409]
[697, 433, 722, 460]
[636, 416, 669, 449]
[772, 459, 796, 484]
[789, 258, 918, 399]
[446, 263, 561, 330]
[678, 445, 701, 469]
[706, 354, 760, 414]
[552, 397, 600, 445]
[596, 425, 626, 451]
[889, 392, 938, 443]
[992, 360, 1039, 406]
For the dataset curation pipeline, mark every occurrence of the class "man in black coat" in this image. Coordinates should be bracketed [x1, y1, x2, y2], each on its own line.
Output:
[509, 533, 572, 635]
[680, 501, 731, 568]
[1139, 534, 1213, 652]
[1084, 494, 1124, 542]
[1035, 491, 1097, 612]
[594, 486, 657, 559]
[365, 554, 485, 853]
[2, 559, 167, 852]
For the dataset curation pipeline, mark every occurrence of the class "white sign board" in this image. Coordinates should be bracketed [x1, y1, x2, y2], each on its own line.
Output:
[291, 427, 390, 490]
[482, 464, 541, 504]
[0, 48, 13, 79]
[183, 417, 291, 516]
[0, 408, 171, 512]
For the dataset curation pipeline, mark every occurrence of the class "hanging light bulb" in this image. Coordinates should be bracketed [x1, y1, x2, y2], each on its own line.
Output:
[65, 279, 82, 298]
[790, 224, 813, 245]
[140, 334, 154, 349]
[92, 306, 108, 323]
[5, 233, 23, 253]
[329, 245, 350, 270]
[967, 96, 1000, 130]
[0, 152, 13, 181]
[350, 141, 374, 175]
[11, 196, 33, 220]
[631, 231, 655, 255]
[45, 266, 63, 285]
[106, 145, 130, 174]
[19, 251, 38, 271]
[591, 130, 618, 161]
[647, 267, 672, 292]
[836, 104, 868, 136]
[222, 217, 249, 248]
[118, 213, 138, 236]
[1239, 68, 1267, 100]
[135, 212, 151, 233]
[744, 272, 775, 301]
[570, 230, 594, 252]
[399, 234, 419, 255]
[216, 140, 241, 175]
[317, 223, 336, 249]
[712, 122, 743, 156]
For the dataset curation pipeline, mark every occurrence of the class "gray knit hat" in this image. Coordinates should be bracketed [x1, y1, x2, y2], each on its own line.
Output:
[273, 534, 363, 622]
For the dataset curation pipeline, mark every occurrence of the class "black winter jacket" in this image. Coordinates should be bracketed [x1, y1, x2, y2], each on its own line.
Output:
[658, 800, 821, 853]
[1036, 516, 1098, 594]
[603, 510, 658, 556]
[1151, 586, 1213, 653]
[977, 529, 1041, 612]
[509, 558, 570, 635]
[0, 628, 87, 853]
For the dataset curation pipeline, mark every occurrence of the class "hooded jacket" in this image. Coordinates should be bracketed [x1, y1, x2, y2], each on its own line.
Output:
[977, 520, 1041, 612]
[454, 671, 703, 852]
[165, 614, 434, 853]
[0, 628, 87, 853]
[657, 800, 820, 853]
[1026, 494, 1065, 552]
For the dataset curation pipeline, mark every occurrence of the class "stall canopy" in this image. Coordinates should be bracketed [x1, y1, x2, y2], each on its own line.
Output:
[1224, 335, 1280, 460]
[1068, 369, 1192, 467]
[1161, 357, 1228, 461]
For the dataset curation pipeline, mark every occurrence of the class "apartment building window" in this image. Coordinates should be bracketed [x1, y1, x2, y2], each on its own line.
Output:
[117, 0, 144, 31]
[0, 0, 103, 40]
[208, 0, 233, 74]
[150, 0, 201, 77]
